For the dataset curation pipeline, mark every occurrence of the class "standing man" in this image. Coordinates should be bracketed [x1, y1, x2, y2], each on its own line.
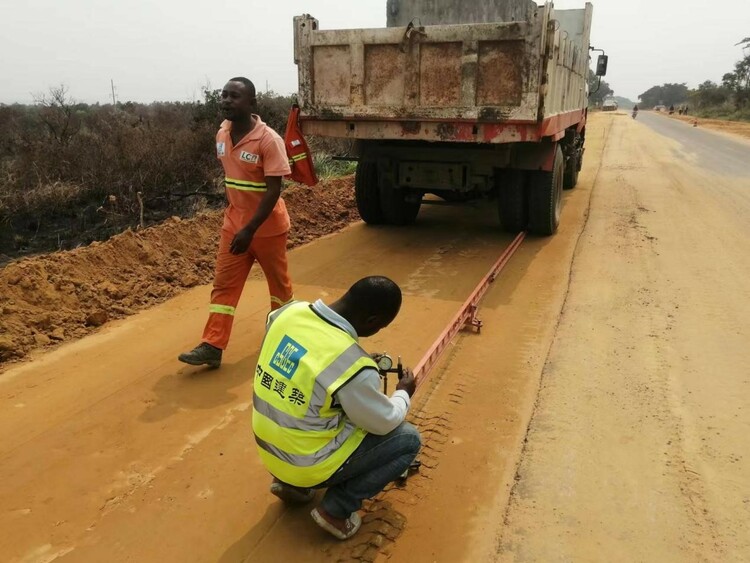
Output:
[179, 77, 293, 368]
[252, 276, 421, 540]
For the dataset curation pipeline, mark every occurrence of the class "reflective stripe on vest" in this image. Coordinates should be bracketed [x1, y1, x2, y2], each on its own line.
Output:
[255, 419, 358, 467]
[252, 393, 341, 432]
[252, 302, 375, 487]
[224, 177, 267, 192]
[307, 343, 363, 418]
[265, 300, 299, 328]
[253, 341, 364, 433]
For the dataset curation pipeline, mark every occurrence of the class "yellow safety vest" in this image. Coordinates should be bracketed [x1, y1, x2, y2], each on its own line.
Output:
[252, 301, 377, 487]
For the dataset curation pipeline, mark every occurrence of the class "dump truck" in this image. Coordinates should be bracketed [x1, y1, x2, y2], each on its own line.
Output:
[293, 0, 606, 235]
[602, 97, 619, 111]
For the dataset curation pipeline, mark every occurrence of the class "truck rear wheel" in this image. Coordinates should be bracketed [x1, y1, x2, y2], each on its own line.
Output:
[380, 185, 421, 226]
[528, 146, 564, 236]
[496, 169, 527, 233]
[355, 162, 385, 224]
[563, 131, 581, 190]
[563, 151, 580, 190]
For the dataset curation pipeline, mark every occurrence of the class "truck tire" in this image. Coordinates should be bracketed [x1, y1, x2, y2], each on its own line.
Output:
[380, 185, 421, 226]
[496, 169, 527, 233]
[563, 151, 580, 190]
[528, 146, 564, 236]
[355, 162, 385, 224]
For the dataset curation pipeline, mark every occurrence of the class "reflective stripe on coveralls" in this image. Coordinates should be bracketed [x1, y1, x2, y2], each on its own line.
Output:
[202, 232, 293, 350]
[224, 177, 267, 192]
[270, 295, 295, 308]
[208, 304, 236, 316]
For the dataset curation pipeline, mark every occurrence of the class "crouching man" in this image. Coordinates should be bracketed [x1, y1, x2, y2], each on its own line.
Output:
[252, 276, 420, 540]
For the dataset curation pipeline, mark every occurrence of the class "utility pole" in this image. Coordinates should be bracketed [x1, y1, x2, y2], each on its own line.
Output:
[111, 79, 117, 105]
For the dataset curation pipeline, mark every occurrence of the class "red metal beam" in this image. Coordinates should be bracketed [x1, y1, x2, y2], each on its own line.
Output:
[539, 109, 586, 138]
[413, 231, 526, 389]
[301, 109, 587, 143]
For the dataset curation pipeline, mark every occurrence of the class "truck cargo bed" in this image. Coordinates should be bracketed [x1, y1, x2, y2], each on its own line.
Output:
[294, 2, 592, 143]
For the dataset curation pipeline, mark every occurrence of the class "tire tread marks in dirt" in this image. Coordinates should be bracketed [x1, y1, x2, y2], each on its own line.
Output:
[327, 391, 461, 562]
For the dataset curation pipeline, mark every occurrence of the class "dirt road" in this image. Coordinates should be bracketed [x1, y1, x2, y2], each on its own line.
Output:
[499, 113, 750, 562]
[1, 112, 748, 562]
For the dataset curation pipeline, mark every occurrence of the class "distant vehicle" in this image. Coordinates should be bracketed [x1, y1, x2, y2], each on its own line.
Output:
[602, 98, 619, 112]
[653, 105, 667, 112]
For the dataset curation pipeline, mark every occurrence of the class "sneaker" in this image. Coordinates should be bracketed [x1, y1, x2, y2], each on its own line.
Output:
[178, 342, 222, 368]
[311, 507, 362, 540]
[270, 480, 315, 504]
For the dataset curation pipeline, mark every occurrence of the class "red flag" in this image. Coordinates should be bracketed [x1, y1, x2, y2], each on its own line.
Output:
[284, 105, 318, 187]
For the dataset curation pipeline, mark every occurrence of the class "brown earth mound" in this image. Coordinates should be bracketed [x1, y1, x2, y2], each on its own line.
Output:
[0, 176, 357, 367]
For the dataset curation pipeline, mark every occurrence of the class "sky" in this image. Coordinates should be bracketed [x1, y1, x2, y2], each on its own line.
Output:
[1, 0, 748, 105]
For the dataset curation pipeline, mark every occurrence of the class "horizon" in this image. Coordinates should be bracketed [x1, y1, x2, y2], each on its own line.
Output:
[1, 0, 748, 105]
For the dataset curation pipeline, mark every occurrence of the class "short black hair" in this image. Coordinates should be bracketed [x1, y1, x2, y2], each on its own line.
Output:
[345, 276, 402, 320]
[228, 77, 256, 97]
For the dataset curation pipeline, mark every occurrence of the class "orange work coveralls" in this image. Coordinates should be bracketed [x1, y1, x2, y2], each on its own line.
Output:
[202, 116, 294, 350]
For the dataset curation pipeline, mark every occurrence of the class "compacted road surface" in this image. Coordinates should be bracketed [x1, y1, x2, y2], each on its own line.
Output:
[1, 112, 748, 562]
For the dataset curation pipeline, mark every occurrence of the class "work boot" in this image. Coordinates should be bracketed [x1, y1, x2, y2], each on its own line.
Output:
[311, 507, 362, 540]
[270, 479, 315, 504]
[178, 342, 222, 368]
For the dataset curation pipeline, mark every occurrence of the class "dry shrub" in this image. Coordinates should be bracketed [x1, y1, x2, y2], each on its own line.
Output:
[0, 180, 83, 217]
[0, 88, 352, 259]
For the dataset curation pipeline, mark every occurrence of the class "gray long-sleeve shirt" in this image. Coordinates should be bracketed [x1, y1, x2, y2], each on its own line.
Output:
[311, 300, 410, 436]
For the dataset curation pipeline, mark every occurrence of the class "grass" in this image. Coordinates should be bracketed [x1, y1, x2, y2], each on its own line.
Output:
[313, 153, 358, 179]
[692, 107, 750, 123]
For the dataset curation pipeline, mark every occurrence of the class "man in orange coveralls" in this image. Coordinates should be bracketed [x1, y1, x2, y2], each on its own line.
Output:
[179, 77, 293, 368]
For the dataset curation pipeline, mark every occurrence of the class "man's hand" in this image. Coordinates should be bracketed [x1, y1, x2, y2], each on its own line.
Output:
[230, 226, 254, 255]
[396, 368, 416, 397]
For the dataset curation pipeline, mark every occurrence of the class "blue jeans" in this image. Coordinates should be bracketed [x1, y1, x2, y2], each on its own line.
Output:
[315, 422, 421, 519]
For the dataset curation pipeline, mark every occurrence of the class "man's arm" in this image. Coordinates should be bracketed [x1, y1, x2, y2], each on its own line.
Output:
[229, 176, 282, 254]
[230, 133, 291, 255]
[336, 369, 412, 435]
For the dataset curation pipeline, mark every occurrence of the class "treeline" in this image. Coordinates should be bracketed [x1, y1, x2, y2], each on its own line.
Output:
[638, 83, 690, 109]
[0, 87, 351, 259]
[588, 69, 614, 106]
[639, 39, 750, 120]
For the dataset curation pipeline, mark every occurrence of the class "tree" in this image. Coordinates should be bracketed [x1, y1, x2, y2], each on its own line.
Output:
[588, 69, 613, 106]
[193, 86, 221, 126]
[690, 80, 730, 109]
[32, 85, 81, 147]
[638, 83, 689, 108]
[721, 46, 750, 109]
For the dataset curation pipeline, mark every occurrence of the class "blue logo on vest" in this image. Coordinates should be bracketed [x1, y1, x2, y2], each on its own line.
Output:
[270, 336, 308, 379]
